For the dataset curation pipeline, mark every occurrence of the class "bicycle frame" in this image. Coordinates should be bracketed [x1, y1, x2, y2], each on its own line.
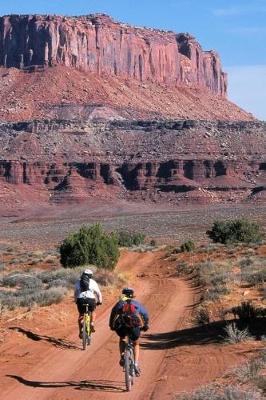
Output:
[82, 303, 92, 350]
[124, 337, 135, 391]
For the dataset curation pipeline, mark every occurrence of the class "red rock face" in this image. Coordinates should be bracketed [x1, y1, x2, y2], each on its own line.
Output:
[0, 14, 227, 96]
[0, 119, 266, 206]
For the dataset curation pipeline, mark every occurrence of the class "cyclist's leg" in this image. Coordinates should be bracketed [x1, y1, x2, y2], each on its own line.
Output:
[133, 339, 140, 363]
[119, 337, 126, 356]
[76, 299, 84, 337]
[115, 326, 127, 365]
[130, 327, 141, 375]
[87, 298, 96, 331]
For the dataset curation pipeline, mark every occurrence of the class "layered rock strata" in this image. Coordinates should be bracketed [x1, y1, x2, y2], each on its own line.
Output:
[0, 14, 227, 96]
[0, 119, 266, 204]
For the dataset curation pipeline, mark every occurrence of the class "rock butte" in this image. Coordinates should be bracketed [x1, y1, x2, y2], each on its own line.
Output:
[0, 14, 227, 95]
[0, 14, 264, 209]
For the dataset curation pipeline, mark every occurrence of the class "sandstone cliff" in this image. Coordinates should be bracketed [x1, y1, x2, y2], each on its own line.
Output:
[0, 120, 265, 207]
[0, 14, 227, 96]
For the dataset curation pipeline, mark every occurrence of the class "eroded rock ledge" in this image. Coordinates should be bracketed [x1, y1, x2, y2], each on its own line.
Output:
[0, 119, 266, 204]
[0, 14, 227, 96]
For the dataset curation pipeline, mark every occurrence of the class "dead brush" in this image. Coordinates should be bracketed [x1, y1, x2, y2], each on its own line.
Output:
[176, 385, 261, 400]
[223, 322, 253, 343]
[234, 358, 264, 383]
[233, 350, 266, 395]
[194, 306, 210, 325]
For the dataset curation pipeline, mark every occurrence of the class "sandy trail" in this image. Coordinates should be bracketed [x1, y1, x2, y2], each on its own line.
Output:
[0, 251, 255, 400]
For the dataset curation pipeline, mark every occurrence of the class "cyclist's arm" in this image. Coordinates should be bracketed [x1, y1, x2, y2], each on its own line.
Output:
[74, 282, 80, 302]
[91, 280, 103, 304]
[139, 304, 149, 325]
[109, 302, 122, 328]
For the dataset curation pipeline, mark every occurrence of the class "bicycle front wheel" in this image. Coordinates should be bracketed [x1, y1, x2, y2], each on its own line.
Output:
[124, 349, 132, 392]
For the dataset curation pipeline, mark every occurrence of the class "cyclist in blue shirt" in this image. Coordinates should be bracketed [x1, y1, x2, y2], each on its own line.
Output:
[109, 287, 149, 376]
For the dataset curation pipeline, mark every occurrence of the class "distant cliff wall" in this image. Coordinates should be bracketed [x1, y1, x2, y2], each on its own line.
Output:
[0, 14, 227, 96]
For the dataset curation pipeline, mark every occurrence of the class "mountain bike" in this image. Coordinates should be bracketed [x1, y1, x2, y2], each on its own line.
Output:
[123, 336, 136, 391]
[82, 303, 93, 350]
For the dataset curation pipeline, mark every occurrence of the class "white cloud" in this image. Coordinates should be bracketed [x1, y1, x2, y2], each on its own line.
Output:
[213, 7, 242, 16]
[213, 4, 266, 17]
[226, 65, 266, 121]
[228, 26, 266, 34]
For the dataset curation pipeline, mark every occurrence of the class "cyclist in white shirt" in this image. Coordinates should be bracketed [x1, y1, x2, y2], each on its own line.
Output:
[74, 269, 102, 337]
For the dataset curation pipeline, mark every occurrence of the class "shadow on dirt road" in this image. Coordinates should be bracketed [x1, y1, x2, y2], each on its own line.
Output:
[9, 327, 80, 350]
[7, 375, 125, 393]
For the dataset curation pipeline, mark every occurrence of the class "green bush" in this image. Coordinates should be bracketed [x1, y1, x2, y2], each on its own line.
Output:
[206, 219, 263, 244]
[180, 240, 195, 252]
[59, 223, 119, 269]
[115, 230, 145, 247]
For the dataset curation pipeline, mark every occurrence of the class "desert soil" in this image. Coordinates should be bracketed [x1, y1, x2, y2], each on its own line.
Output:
[1, 201, 266, 249]
[0, 250, 263, 400]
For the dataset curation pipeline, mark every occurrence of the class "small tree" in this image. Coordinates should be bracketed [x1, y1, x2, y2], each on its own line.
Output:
[180, 240, 195, 252]
[115, 230, 146, 247]
[207, 219, 263, 244]
[60, 223, 119, 269]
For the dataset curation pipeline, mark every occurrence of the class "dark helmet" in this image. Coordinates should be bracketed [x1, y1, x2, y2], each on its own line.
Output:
[122, 287, 134, 298]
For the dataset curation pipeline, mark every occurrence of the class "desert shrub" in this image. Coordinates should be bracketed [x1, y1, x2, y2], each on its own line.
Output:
[255, 375, 266, 392]
[177, 386, 221, 400]
[244, 270, 266, 286]
[231, 302, 265, 322]
[37, 287, 67, 306]
[2, 273, 42, 289]
[59, 223, 119, 269]
[180, 240, 195, 253]
[95, 270, 126, 287]
[44, 256, 58, 264]
[0, 264, 124, 310]
[0, 286, 67, 309]
[234, 358, 264, 383]
[223, 322, 253, 343]
[239, 257, 254, 269]
[197, 261, 232, 301]
[194, 306, 210, 325]
[206, 219, 263, 245]
[46, 278, 69, 288]
[205, 285, 230, 301]
[38, 268, 83, 286]
[176, 385, 261, 400]
[238, 257, 266, 287]
[115, 230, 145, 247]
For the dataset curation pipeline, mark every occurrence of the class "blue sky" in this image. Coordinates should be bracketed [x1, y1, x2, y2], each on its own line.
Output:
[0, 0, 265, 120]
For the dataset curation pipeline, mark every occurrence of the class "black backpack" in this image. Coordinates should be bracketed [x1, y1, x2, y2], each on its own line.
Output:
[80, 273, 90, 292]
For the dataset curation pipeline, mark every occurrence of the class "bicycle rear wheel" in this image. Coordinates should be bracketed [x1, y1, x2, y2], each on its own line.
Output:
[82, 316, 87, 350]
[124, 349, 133, 391]
[82, 313, 91, 350]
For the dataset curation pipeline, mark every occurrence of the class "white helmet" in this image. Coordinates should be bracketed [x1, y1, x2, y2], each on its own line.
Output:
[83, 268, 93, 276]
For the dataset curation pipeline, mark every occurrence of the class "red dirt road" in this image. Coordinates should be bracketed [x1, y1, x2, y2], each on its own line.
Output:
[0, 251, 260, 400]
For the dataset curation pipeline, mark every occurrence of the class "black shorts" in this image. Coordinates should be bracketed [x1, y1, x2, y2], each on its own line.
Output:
[76, 298, 96, 315]
[115, 326, 141, 342]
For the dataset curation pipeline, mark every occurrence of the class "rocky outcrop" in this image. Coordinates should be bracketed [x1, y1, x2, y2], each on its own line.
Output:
[0, 158, 263, 197]
[0, 119, 266, 205]
[0, 14, 227, 96]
